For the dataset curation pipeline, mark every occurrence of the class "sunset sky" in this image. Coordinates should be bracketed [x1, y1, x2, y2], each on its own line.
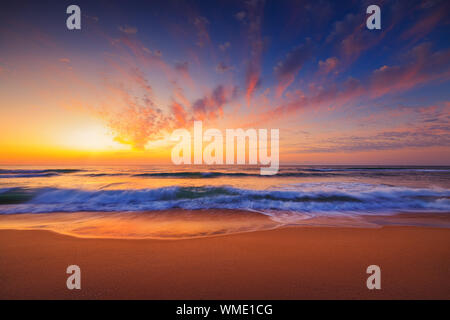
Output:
[0, 0, 449, 165]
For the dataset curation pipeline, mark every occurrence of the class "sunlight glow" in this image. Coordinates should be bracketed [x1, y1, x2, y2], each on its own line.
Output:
[59, 123, 128, 151]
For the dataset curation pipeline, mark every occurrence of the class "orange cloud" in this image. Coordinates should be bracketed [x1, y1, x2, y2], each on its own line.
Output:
[171, 101, 188, 127]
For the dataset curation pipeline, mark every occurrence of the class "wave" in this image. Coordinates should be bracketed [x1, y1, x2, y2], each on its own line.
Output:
[117, 168, 450, 178]
[0, 173, 61, 178]
[1, 167, 448, 179]
[0, 188, 36, 204]
[133, 172, 255, 178]
[81, 173, 128, 177]
[0, 183, 449, 216]
[0, 169, 82, 174]
[302, 167, 450, 172]
[0, 169, 82, 178]
[133, 171, 342, 178]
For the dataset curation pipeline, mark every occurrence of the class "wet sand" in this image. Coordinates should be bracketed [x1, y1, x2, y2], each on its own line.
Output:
[0, 222, 449, 299]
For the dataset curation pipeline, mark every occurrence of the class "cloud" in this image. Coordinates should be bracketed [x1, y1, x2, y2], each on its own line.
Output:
[326, 13, 359, 44]
[112, 36, 167, 74]
[301, 130, 450, 153]
[193, 16, 210, 47]
[301, 125, 450, 153]
[107, 103, 167, 150]
[102, 89, 168, 150]
[118, 25, 138, 34]
[83, 14, 99, 23]
[171, 83, 191, 109]
[401, 1, 448, 42]
[369, 42, 450, 98]
[234, 11, 246, 21]
[215, 62, 233, 73]
[242, 0, 266, 104]
[274, 40, 312, 96]
[245, 61, 262, 104]
[219, 42, 231, 51]
[174, 61, 188, 72]
[130, 68, 153, 99]
[192, 85, 237, 120]
[171, 101, 188, 127]
[59, 58, 71, 63]
[296, 102, 450, 153]
[97, 67, 174, 150]
[318, 57, 339, 75]
[251, 43, 450, 124]
[174, 61, 189, 79]
[326, 12, 383, 63]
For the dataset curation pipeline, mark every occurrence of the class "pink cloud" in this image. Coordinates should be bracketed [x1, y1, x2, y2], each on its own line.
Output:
[193, 16, 210, 47]
[274, 41, 312, 97]
[118, 25, 138, 35]
[248, 43, 450, 125]
[401, 2, 448, 43]
[192, 85, 236, 121]
[318, 57, 339, 75]
[369, 43, 450, 98]
[241, 0, 265, 105]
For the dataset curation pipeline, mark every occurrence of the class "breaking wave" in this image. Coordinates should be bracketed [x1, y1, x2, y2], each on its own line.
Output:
[0, 182, 449, 216]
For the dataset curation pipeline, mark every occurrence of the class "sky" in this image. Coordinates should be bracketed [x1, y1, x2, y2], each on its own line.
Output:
[0, 0, 449, 165]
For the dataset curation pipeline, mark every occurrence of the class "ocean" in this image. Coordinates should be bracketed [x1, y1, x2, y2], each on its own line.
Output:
[0, 165, 449, 238]
[1, 165, 449, 215]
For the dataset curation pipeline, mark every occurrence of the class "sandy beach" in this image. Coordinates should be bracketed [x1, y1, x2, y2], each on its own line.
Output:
[1, 222, 449, 299]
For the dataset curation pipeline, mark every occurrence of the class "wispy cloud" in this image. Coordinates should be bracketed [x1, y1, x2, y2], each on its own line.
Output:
[192, 85, 238, 121]
[318, 57, 339, 75]
[240, 0, 265, 105]
[193, 16, 210, 47]
[118, 25, 138, 34]
[274, 40, 312, 96]
[252, 43, 450, 124]
[215, 62, 233, 73]
[219, 42, 231, 51]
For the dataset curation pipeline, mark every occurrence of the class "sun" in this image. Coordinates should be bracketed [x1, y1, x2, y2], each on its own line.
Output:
[59, 122, 129, 152]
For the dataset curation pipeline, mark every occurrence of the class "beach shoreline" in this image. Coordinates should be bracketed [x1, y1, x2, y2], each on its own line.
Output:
[0, 222, 449, 299]
[0, 210, 449, 240]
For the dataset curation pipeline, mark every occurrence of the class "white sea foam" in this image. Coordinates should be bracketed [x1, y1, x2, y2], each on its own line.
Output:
[0, 183, 449, 219]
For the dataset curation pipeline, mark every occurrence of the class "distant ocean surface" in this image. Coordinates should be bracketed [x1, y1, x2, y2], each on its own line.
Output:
[1, 165, 449, 223]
